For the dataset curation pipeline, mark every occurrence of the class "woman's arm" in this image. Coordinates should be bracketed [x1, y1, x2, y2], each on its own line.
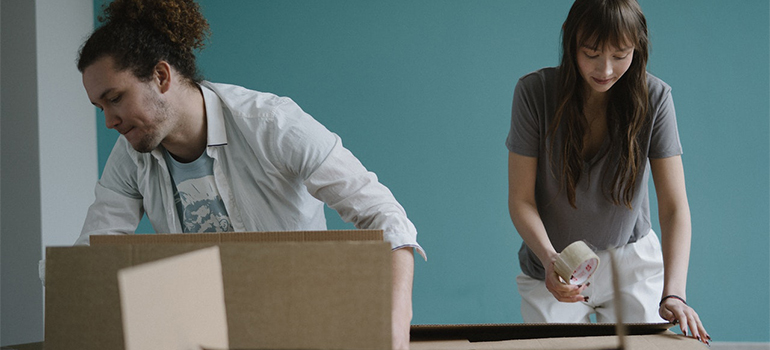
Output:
[650, 155, 710, 343]
[508, 152, 588, 302]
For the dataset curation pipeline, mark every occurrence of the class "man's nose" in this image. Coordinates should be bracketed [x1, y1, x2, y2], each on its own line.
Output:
[104, 110, 121, 129]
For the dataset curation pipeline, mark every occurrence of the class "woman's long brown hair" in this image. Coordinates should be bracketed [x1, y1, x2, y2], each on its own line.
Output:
[548, 0, 650, 209]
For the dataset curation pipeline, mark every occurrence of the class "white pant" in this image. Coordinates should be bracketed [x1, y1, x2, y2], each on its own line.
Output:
[517, 232, 664, 323]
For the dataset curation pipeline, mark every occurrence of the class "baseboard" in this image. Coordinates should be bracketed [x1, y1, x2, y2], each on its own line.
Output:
[710, 343, 770, 350]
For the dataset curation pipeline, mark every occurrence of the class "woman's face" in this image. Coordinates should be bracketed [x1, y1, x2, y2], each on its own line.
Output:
[576, 41, 635, 97]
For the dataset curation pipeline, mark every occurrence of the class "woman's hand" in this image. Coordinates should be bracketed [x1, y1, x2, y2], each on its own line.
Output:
[659, 297, 710, 344]
[544, 258, 589, 303]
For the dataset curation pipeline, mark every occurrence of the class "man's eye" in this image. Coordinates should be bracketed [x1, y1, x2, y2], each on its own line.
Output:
[110, 95, 122, 104]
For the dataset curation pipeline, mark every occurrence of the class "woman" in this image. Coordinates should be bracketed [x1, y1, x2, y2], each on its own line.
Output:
[506, 0, 709, 343]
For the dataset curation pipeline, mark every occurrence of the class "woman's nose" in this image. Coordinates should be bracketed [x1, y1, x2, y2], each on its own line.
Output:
[598, 58, 613, 76]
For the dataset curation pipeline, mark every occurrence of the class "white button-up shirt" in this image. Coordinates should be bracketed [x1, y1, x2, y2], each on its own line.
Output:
[76, 82, 424, 259]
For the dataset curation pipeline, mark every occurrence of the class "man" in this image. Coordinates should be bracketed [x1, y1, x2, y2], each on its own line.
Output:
[74, 1, 424, 348]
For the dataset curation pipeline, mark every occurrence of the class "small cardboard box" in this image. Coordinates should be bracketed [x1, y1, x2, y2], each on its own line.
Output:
[44, 230, 392, 350]
[409, 323, 709, 350]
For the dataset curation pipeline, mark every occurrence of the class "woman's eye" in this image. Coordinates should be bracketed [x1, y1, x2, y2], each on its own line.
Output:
[584, 52, 599, 59]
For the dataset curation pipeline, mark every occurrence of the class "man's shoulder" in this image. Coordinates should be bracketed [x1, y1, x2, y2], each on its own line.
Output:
[201, 81, 298, 116]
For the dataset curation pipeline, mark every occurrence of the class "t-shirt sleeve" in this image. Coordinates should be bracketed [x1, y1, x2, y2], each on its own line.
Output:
[648, 83, 683, 159]
[506, 75, 542, 157]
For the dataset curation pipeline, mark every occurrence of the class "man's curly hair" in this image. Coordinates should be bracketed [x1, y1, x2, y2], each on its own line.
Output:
[77, 0, 210, 85]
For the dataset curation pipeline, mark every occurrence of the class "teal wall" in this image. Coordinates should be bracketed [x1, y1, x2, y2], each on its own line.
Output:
[94, 0, 770, 342]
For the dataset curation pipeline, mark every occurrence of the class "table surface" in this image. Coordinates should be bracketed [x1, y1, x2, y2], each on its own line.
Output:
[0, 342, 43, 350]
[2, 335, 709, 350]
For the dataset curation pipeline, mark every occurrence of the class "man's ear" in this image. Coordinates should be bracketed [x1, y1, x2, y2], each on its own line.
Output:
[154, 61, 172, 94]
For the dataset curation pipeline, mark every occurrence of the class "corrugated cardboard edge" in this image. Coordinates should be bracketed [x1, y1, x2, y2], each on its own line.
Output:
[89, 229, 384, 245]
[0, 342, 44, 350]
[410, 333, 708, 350]
[410, 323, 673, 342]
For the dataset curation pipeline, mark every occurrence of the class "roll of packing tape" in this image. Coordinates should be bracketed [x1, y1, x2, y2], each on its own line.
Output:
[554, 241, 600, 285]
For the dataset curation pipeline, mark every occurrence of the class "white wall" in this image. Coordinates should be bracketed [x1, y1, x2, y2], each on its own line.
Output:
[0, 0, 95, 345]
[37, 0, 97, 252]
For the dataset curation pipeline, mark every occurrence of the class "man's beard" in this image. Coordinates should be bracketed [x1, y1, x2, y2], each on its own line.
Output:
[131, 91, 174, 153]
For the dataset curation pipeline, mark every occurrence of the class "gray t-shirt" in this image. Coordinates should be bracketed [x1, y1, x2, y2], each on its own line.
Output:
[506, 67, 682, 280]
[163, 149, 234, 233]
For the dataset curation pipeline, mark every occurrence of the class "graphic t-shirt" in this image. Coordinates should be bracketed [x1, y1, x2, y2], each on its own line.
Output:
[163, 149, 233, 233]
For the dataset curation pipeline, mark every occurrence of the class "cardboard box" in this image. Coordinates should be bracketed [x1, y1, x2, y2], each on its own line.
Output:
[409, 323, 709, 350]
[44, 230, 392, 350]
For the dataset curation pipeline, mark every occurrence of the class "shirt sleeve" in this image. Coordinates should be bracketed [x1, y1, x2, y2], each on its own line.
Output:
[506, 74, 543, 157]
[303, 138, 426, 260]
[75, 182, 144, 245]
[226, 90, 425, 258]
[648, 83, 683, 159]
[74, 138, 144, 245]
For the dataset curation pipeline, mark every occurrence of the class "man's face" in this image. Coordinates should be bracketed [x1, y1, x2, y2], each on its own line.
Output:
[82, 56, 175, 153]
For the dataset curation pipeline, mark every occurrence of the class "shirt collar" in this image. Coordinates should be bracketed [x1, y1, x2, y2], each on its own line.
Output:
[200, 82, 227, 147]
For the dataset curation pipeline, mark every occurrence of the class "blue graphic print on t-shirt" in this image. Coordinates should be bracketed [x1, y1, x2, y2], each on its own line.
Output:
[163, 149, 233, 233]
[174, 176, 233, 232]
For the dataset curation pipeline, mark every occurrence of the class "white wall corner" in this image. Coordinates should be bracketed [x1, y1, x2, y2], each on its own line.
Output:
[37, 0, 96, 251]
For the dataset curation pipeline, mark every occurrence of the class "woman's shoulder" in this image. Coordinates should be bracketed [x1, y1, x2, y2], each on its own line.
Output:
[518, 67, 558, 85]
[645, 72, 672, 100]
[515, 67, 559, 101]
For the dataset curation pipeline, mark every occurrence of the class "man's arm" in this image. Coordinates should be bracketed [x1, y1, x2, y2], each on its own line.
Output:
[303, 139, 424, 350]
[75, 178, 144, 245]
[75, 137, 148, 245]
[303, 138, 425, 259]
[392, 248, 414, 350]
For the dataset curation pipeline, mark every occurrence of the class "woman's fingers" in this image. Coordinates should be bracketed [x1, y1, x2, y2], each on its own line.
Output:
[659, 298, 710, 344]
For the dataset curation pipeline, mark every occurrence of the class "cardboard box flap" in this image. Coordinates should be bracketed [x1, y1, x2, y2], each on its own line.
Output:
[90, 229, 383, 245]
[410, 323, 673, 342]
[118, 246, 229, 350]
